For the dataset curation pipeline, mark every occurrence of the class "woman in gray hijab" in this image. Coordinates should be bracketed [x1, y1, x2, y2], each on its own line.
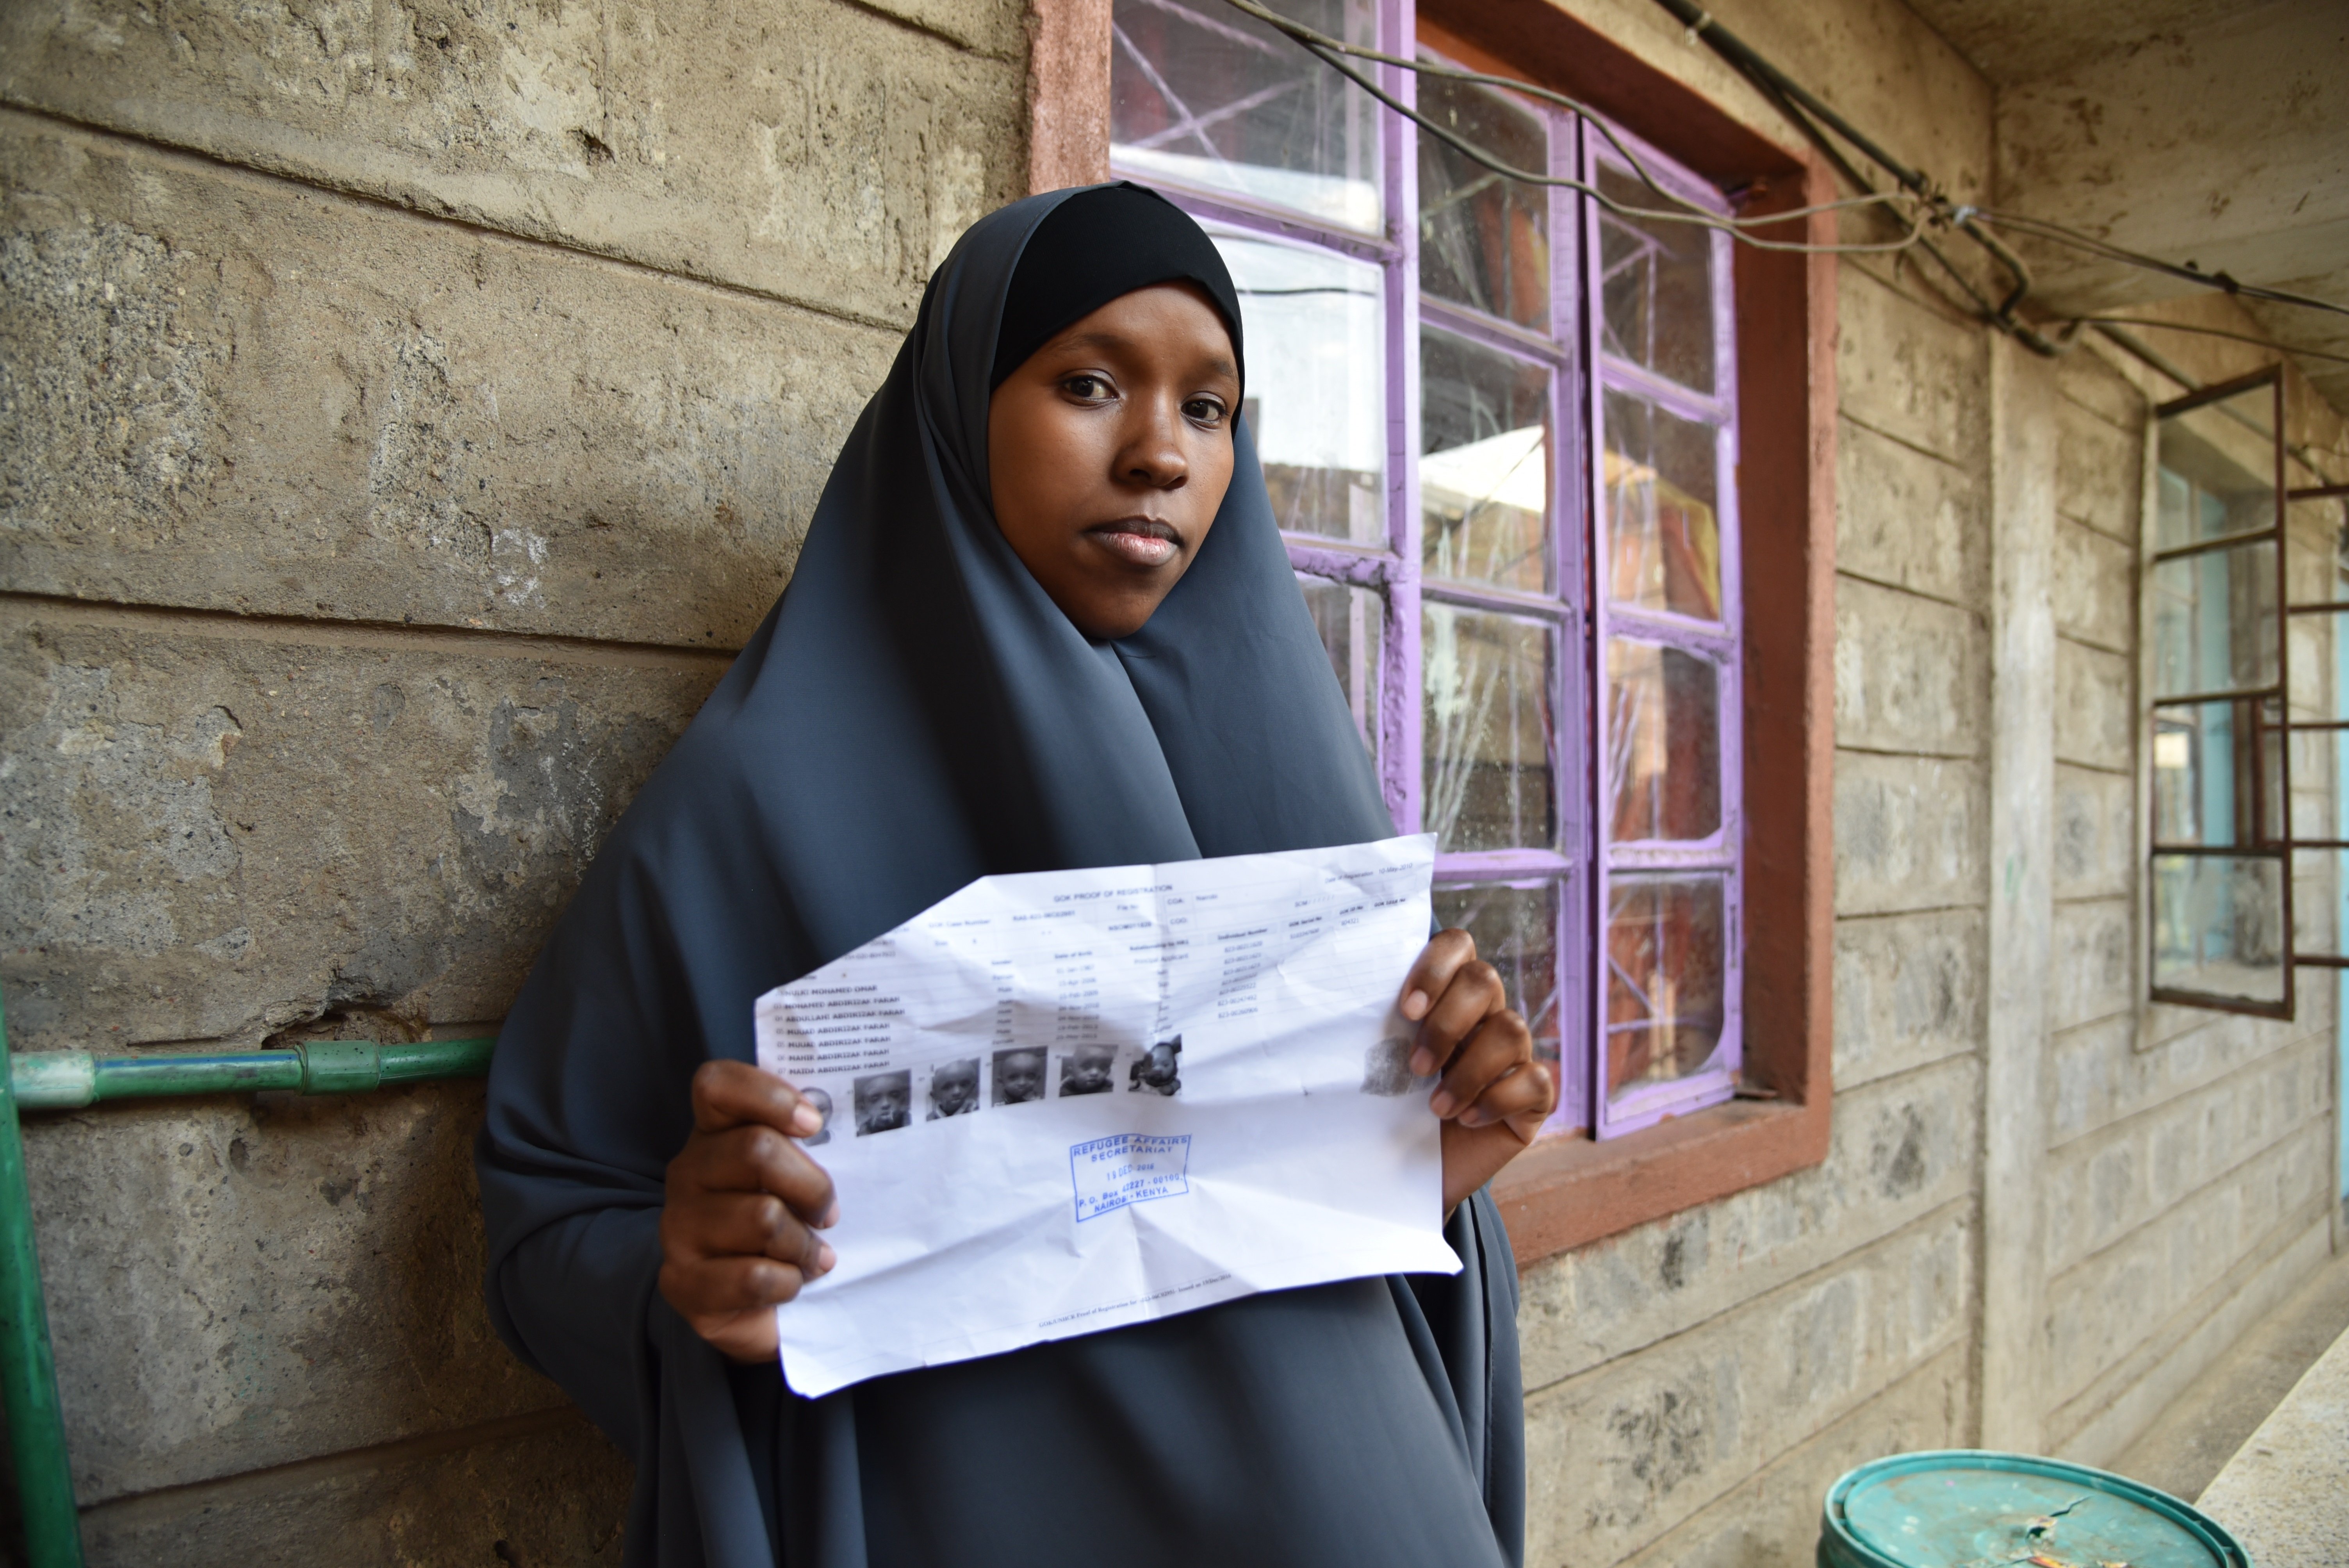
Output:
[477, 184, 1553, 1567]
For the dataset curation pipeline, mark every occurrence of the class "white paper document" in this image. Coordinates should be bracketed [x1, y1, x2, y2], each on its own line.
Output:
[752, 833, 1457, 1397]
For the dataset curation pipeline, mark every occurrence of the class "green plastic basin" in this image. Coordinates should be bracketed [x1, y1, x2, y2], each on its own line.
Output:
[1819, 1450, 2250, 1568]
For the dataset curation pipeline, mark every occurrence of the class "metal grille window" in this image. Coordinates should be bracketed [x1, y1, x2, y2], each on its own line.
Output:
[2147, 371, 2292, 1014]
[1110, 0, 1745, 1137]
[2144, 369, 2349, 1019]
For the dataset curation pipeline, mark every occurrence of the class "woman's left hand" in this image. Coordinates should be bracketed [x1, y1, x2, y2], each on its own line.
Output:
[1399, 929, 1558, 1215]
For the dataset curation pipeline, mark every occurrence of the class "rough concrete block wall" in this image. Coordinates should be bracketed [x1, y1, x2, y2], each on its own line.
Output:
[0, 0, 1028, 1559]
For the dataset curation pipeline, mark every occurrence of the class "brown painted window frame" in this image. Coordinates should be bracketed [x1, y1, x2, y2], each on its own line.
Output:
[1026, 0, 1836, 1267]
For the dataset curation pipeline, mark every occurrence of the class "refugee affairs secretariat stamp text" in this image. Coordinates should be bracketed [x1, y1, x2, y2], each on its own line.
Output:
[1070, 1132, 1192, 1222]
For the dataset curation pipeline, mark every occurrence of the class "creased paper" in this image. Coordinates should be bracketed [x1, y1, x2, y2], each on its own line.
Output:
[752, 834, 1455, 1397]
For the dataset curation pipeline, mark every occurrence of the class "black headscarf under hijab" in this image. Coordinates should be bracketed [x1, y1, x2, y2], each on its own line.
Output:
[476, 182, 1525, 1568]
[989, 184, 1244, 389]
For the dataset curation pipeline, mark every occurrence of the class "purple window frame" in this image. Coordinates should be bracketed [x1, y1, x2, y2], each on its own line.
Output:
[1107, 0, 1743, 1139]
[1583, 123, 1745, 1136]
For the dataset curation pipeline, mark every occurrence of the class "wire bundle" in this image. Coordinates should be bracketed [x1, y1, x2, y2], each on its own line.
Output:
[1214, 0, 2348, 363]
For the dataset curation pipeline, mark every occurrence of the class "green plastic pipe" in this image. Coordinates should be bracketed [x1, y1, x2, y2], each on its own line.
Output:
[0, 1030, 495, 1565]
[9, 1037, 496, 1111]
[0, 992, 86, 1568]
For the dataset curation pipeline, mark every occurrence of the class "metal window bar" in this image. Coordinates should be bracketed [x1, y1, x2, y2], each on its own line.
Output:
[2260, 486, 2349, 966]
[2146, 367, 2294, 1017]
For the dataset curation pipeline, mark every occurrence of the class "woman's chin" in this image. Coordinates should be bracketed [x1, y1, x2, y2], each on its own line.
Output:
[1055, 576, 1177, 641]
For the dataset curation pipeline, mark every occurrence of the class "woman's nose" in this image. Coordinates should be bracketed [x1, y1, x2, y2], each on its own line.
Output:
[1118, 396, 1190, 489]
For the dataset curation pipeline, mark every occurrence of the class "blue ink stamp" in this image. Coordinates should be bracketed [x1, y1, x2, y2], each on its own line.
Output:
[1069, 1133, 1192, 1222]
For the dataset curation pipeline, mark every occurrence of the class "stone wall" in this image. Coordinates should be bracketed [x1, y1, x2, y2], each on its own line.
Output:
[2, 0, 2343, 1564]
[0, 0, 1028, 1559]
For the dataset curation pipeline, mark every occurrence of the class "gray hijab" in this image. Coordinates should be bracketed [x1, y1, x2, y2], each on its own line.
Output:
[476, 183, 1524, 1568]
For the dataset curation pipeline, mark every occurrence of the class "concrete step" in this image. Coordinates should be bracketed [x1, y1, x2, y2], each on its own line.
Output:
[2196, 1313, 2349, 1566]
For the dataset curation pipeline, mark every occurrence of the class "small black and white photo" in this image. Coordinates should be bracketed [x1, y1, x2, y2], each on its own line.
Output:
[853, 1070, 912, 1135]
[991, 1047, 1049, 1106]
[1058, 1043, 1117, 1097]
[1360, 1036, 1415, 1096]
[1128, 1036, 1182, 1096]
[799, 1084, 836, 1146]
[925, 1057, 980, 1119]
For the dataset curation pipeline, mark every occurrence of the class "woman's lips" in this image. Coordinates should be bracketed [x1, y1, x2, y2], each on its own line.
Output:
[1086, 519, 1180, 567]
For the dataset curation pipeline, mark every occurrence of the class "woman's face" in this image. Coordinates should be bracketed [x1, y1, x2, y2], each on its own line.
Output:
[987, 282, 1240, 640]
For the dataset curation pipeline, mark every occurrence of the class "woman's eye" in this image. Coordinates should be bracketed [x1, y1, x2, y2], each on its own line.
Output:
[1184, 398, 1227, 425]
[1063, 374, 1111, 400]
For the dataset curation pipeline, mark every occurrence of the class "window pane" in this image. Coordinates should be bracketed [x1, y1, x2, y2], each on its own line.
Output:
[1417, 70, 1549, 330]
[1423, 604, 1558, 852]
[2152, 700, 2246, 846]
[2313, 493, 2349, 582]
[2151, 852, 2287, 1004]
[1421, 330, 1551, 593]
[1603, 388, 1721, 620]
[2155, 384, 2277, 549]
[1298, 575, 1383, 761]
[1212, 230, 1385, 545]
[1595, 161, 1716, 395]
[1433, 880, 1562, 1062]
[1605, 875, 1726, 1098]
[1110, 0, 1381, 232]
[2150, 540, 2278, 697]
[1607, 640, 1721, 842]
[2152, 697, 2285, 849]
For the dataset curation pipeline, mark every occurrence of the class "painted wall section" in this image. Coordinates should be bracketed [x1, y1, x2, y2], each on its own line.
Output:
[0, 0, 1027, 1557]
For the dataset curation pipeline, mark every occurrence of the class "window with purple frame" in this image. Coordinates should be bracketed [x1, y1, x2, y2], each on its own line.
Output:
[1109, 0, 1743, 1139]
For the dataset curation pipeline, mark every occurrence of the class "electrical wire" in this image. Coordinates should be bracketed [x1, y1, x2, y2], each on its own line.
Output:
[1709, 46, 2015, 328]
[1213, 0, 1930, 255]
[1639, 0, 2065, 351]
[1972, 212, 2349, 321]
[1213, 0, 1916, 230]
[1203, 0, 2348, 356]
[1641, 0, 2348, 331]
[2068, 317, 2349, 367]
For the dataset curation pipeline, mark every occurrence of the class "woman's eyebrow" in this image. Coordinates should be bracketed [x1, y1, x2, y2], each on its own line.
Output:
[1046, 332, 1239, 381]
[1047, 329, 1135, 355]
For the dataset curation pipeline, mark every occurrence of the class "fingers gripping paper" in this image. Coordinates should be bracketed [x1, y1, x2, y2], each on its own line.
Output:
[752, 834, 1458, 1396]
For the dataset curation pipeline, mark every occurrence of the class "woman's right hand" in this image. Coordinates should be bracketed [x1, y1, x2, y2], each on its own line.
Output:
[658, 1060, 840, 1363]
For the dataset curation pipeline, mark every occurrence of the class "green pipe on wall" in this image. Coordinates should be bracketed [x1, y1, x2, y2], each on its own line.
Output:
[0, 994, 87, 1568]
[9, 1036, 497, 1111]
[0, 1030, 496, 1565]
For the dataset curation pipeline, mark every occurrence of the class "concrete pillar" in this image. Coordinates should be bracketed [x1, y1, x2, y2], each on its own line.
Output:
[1981, 333, 2060, 1451]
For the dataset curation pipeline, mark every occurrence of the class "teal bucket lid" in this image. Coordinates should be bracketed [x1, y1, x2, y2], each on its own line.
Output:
[1819, 1450, 2250, 1568]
